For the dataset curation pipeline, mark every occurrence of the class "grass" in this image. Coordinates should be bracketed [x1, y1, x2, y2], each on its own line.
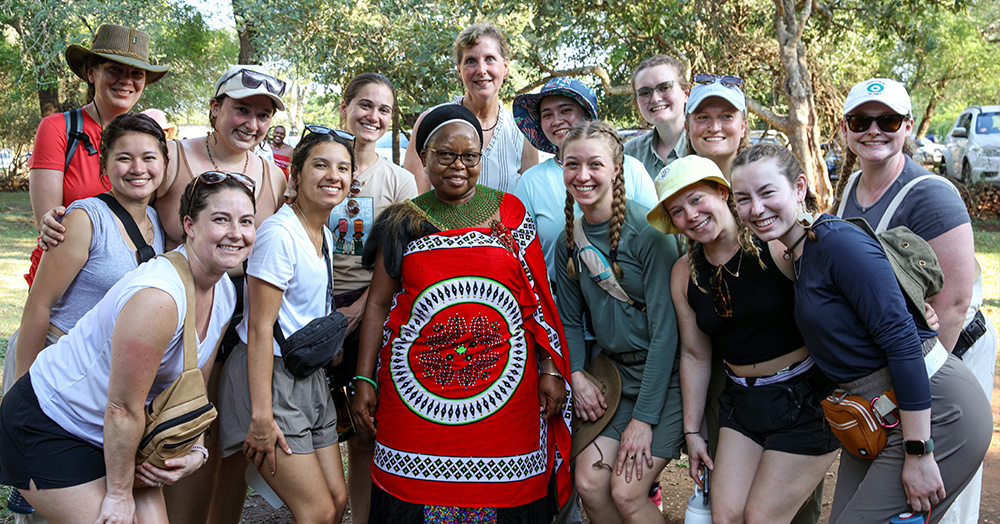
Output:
[0, 192, 34, 357]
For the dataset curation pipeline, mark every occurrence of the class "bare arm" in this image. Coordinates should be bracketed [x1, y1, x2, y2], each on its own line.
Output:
[351, 249, 401, 435]
[338, 288, 370, 336]
[926, 224, 975, 351]
[671, 257, 715, 485]
[100, 288, 177, 524]
[243, 276, 291, 475]
[15, 209, 93, 379]
[899, 408, 943, 513]
[29, 168, 65, 232]
[519, 137, 538, 174]
[403, 111, 429, 193]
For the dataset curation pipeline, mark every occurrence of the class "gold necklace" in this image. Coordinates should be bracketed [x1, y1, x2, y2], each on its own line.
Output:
[205, 133, 249, 175]
[292, 203, 323, 252]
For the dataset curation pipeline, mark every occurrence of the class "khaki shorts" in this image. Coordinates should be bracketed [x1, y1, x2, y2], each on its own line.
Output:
[218, 342, 338, 457]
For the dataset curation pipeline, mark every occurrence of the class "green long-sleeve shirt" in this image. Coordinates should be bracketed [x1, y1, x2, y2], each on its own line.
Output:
[554, 200, 681, 426]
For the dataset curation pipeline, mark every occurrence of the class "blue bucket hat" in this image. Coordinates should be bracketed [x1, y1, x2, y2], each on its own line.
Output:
[513, 77, 599, 154]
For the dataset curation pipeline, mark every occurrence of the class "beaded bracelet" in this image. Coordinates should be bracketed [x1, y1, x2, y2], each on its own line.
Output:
[353, 375, 378, 391]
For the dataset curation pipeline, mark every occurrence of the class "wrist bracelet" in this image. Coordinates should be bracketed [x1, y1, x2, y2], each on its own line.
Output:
[684, 431, 700, 436]
[191, 444, 209, 465]
[539, 355, 554, 363]
[540, 371, 564, 380]
[353, 375, 378, 391]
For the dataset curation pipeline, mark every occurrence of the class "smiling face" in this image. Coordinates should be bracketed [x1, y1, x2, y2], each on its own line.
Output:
[632, 64, 687, 127]
[421, 123, 482, 205]
[841, 101, 912, 166]
[88, 60, 147, 114]
[687, 97, 747, 165]
[294, 141, 353, 210]
[210, 95, 276, 152]
[731, 157, 807, 245]
[663, 181, 733, 244]
[184, 187, 256, 275]
[271, 126, 286, 147]
[539, 95, 587, 150]
[457, 37, 509, 103]
[341, 82, 394, 145]
[562, 136, 620, 218]
[105, 132, 165, 202]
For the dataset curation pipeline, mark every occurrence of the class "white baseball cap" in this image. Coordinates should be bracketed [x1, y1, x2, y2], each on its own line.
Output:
[843, 78, 911, 116]
[214, 65, 286, 112]
[687, 81, 747, 115]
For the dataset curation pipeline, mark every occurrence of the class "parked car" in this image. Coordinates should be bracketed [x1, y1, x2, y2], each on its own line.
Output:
[943, 105, 1000, 183]
[749, 129, 790, 148]
[912, 135, 945, 174]
[375, 131, 409, 165]
[821, 142, 843, 182]
[0, 149, 13, 170]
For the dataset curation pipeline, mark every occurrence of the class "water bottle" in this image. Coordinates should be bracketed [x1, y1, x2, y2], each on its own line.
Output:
[245, 464, 284, 508]
[684, 468, 712, 524]
[890, 513, 926, 524]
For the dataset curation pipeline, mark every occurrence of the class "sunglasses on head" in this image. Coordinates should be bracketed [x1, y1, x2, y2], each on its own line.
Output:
[633, 81, 675, 100]
[843, 113, 909, 133]
[693, 73, 744, 88]
[193, 170, 256, 190]
[710, 266, 733, 318]
[217, 68, 286, 97]
[303, 125, 356, 144]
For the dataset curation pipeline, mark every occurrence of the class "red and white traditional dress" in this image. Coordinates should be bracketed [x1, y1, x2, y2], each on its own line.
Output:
[371, 193, 571, 509]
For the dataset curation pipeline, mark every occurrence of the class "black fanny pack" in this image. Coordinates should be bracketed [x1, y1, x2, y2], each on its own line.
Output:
[727, 368, 830, 434]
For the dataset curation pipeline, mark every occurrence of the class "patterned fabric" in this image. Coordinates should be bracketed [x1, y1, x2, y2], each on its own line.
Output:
[424, 505, 497, 523]
[371, 194, 571, 508]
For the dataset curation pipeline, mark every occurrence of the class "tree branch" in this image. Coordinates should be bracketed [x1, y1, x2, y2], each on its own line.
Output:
[746, 97, 790, 131]
[515, 65, 631, 95]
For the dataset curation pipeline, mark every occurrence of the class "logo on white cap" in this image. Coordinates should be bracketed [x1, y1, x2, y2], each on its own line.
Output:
[867, 82, 885, 94]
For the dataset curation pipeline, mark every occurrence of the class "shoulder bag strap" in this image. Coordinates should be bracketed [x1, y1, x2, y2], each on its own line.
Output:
[571, 217, 646, 311]
[63, 109, 82, 173]
[162, 250, 198, 371]
[273, 234, 334, 345]
[876, 174, 960, 233]
[95, 193, 156, 264]
[834, 170, 862, 217]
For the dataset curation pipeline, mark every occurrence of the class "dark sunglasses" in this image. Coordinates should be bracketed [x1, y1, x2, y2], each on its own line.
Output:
[710, 267, 733, 318]
[346, 179, 363, 217]
[843, 114, 909, 133]
[217, 68, 286, 97]
[194, 170, 256, 190]
[303, 125, 356, 144]
[693, 73, 744, 88]
[633, 81, 675, 100]
[427, 147, 482, 167]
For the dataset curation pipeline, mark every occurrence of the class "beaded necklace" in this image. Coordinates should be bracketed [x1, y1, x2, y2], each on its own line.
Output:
[205, 133, 250, 174]
[410, 185, 502, 231]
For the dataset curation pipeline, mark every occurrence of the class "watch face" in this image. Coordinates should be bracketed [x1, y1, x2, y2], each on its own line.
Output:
[905, 439, 933, 455]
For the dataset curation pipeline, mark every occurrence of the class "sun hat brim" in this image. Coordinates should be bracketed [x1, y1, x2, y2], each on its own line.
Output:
[646, 156, 730, 235]
[513, 79, 599, 155]
[66, 45, 169, 84]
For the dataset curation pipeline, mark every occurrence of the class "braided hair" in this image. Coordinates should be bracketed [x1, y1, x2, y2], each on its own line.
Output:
[560, 120, 626, 280]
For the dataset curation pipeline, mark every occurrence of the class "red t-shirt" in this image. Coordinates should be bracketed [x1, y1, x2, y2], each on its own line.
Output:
[25, 110, 109, 286]
[29, 110, 108, 206]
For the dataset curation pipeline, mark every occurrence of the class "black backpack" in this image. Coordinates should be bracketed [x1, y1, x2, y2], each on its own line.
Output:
[63, 108, 99, 171]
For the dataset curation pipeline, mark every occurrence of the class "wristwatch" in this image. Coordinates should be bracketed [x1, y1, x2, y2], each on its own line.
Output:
[904, 438, 934, 456]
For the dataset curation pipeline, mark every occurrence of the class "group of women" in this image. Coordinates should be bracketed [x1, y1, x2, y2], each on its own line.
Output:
[0, 18, 994, 524]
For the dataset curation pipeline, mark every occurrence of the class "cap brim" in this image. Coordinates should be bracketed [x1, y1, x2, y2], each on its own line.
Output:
[513, 92, 557, 154]
[570, 355, 621, 459]
[646, 203, 678, 235]
[223, 88, 286, 112]
[842, 98, 909, 116]
[66, 45, 170, 84]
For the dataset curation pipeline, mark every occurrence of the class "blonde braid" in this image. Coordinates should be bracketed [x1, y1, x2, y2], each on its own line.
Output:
[564, 190, 578, 280]
[833, 145, 857, 205]
[687, 237, 706, 293]
[608, 168, 627, 278]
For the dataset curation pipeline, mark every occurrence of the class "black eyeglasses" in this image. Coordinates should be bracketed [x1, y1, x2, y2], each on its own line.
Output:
[710, 267, 733, 318]
[217, 68, 287, 97]
[693, 73, 744, 88]
[634, 81, 675, 100]
[844, 114, 909, 133]
[303, 125, 356, 144]
[193, 171, 255, 190]
[427, 148, 482, 167]
[346, 179, 362, 217]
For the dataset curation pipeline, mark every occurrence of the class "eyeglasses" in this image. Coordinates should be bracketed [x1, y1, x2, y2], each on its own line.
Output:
[710, 267, 733, 318]
[693, 73, 744, 88]
[346, 179, 362, 217]
[843, 114, 909, 133]
[427, 148, 482, 167]
[634, 81, 675, 100]
[217, 68, 287, 97]
[193, 171, 256, 190]
[303, 125, 356, 144]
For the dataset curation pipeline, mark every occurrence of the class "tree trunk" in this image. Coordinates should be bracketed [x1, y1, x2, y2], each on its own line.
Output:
[392, 107, 401, 165]
[38, 85, 59, 117]
[915, 78, 949, 139]
[233, 0, 256, 64]
[773, 0, 833, 207]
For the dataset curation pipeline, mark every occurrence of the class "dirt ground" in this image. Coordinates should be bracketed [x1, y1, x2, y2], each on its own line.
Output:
[240, 371, 1000, 523]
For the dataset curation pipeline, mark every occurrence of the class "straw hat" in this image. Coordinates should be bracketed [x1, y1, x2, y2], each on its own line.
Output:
[570, 354, 622, 460]
[646, 156, 730, 235]
[66, 24, 169, 84]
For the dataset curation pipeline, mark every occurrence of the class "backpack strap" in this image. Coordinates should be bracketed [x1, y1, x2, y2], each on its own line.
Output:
[95, 193, 156, 264]
[63, 108, 98, 173]
[572, 217, 646, 311]
[875, 174, 960, 233]
[834, 170, 862, 217]
[162, 250, 198, 372]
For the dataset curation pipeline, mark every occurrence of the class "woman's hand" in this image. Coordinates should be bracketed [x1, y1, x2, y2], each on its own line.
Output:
[902, 453, 946, 513]
[351, 380, 379, 435]
[538, 373, 567, 419]
[615, 418, 654, 483]
[570, 371, 606, 421]
[243, 416, 291, 476]
[923, 302, 940, 332]
[685, 433, 713, 488]
[93, 490, 135, 524]
[39, 206, 66, 249]
[133, 451, 206, 487]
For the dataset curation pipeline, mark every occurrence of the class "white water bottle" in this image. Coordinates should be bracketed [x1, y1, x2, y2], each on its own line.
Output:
[684, 469, 712, 523]
[245, 464, 284, 508]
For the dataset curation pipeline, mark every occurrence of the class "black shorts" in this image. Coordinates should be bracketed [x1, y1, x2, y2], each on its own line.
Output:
[0, 373, 106, 489]
[718, 368, 840, 456]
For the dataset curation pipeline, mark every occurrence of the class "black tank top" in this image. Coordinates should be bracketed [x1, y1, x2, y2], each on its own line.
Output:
[687, 238, 805, 365]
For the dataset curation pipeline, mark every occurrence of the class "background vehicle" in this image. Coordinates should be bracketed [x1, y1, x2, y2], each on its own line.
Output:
[943, 105, 1000, 183]
[375, 131, 409, 165]
[912, 136, 945, 175]
[749, 129, 790, 148]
